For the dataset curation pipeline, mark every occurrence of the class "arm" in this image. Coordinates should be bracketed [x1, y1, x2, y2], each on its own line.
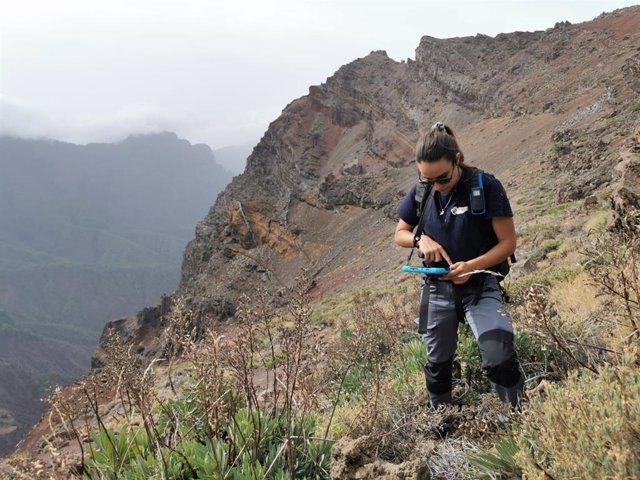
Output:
[395, 219, 453, 264]
[443, 216, 516, 284]
[394, 219, 416, 248]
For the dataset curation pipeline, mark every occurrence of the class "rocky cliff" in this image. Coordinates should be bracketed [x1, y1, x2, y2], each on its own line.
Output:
[91, 7, 640, 369]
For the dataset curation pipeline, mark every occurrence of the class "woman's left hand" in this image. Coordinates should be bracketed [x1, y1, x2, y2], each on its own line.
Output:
[443, 261, 474, 284]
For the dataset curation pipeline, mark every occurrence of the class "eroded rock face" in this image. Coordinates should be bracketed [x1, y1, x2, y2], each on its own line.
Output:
[547, 124, 620, 203]
[173, 51, 427, 328]
[622, 53, 640, 94]
[91, 295, 173, 367]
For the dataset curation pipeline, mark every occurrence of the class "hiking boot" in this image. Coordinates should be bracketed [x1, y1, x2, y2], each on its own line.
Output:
[432, 414, 456, 439]
[497, 413, 511, 425]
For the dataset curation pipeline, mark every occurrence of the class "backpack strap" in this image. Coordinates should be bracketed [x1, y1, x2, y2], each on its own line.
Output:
[469, 168, 517, 263]
[469, 169, 486, 215]
[407, 185, 435, 263]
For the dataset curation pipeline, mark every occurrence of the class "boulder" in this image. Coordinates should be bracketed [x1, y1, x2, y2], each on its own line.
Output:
[609, 149, 640, 233]
[583, 195, 599, 208]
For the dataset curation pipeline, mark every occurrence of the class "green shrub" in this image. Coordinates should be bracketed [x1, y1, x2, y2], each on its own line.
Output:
[506, 266, 580, 299]
[454, 323, 487, 398]
[516, 359, 640, 479]
[393, 338, 427, 377]
[544, 202, 573, 216]
[583, 208, 609, 232]
[514, 330, 561, 380]
[335, 364, 375, 402]
[388, 338, 428, 398]
[468, 436, 521, 479]
[84, 398, 331, 479]
[552, 142, 571, 155]
[85, 425, 150, 479]
[529, 238, 562, 262]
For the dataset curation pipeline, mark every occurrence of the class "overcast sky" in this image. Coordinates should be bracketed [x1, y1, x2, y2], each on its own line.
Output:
[1, 0, 637, 152]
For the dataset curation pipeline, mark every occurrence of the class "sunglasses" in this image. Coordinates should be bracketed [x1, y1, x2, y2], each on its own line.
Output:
[418, 164, 455, 185]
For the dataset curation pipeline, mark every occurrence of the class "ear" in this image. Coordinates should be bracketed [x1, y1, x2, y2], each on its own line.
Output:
[455, 152, 461, 165]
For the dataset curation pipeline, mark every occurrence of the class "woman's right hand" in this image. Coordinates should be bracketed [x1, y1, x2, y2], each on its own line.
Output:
[418, 235, 452, 265]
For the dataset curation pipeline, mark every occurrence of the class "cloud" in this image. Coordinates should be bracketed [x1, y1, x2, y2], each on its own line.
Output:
[0, 95, 200, 145]
[3, 0, 636, 151]
[0, 96, 58, 139]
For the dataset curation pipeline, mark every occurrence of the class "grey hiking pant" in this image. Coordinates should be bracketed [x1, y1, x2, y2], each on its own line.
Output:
[418, 274, 524, 408]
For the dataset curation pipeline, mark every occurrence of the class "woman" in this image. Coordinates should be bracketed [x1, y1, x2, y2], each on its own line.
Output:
[394, 122, 523, 408]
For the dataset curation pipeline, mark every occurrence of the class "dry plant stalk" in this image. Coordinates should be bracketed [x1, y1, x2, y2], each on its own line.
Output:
[163, 296, 202, 360]
[46, 383, 89, 474]
[332, 291, 407, 439]
[585, 230, 640, 349]
[510, 229, 640, 379]
[517, 284, 604, 373]
[101, 327, 155, 425]
[225, 292, 261, 411]
[184, 329, 230, 437]
[211, 272, 333, 479]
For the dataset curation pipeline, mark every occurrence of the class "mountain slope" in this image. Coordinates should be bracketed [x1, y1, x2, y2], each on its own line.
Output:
[7, 5, 640, 469]
[0, 132, 233, 456]
[87, 9, 640, 366]
[164, 7, 640, 336]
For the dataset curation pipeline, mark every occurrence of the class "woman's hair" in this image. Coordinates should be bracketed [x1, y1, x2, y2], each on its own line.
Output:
[415, 122, 465, 164]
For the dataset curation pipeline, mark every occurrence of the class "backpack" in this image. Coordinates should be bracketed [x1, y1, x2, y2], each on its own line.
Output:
[411, 168, 516, 282]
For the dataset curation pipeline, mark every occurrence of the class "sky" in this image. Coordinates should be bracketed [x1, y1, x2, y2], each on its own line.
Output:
[1, 0, 638, 154]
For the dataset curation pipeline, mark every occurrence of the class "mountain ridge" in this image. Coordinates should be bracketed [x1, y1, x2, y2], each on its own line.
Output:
[82, 6, 640, 368]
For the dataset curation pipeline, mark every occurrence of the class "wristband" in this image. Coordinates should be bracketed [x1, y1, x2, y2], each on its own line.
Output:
[413, 236, 420, 248]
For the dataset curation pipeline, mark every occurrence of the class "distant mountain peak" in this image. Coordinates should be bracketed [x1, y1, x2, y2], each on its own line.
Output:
[122, 130, 178, 141]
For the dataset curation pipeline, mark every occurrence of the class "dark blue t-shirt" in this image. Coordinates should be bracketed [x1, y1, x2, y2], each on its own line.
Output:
[396, 167, 513, 267]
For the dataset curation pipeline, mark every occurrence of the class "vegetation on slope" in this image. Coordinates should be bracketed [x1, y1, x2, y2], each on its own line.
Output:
[6, 195, 640, 478]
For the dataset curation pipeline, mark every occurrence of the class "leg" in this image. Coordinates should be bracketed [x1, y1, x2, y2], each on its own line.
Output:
[421, 280, 459, 408]
[462, 276, 524, 407]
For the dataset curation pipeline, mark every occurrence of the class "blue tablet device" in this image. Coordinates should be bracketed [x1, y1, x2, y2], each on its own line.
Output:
[402, 266, 451, 275]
